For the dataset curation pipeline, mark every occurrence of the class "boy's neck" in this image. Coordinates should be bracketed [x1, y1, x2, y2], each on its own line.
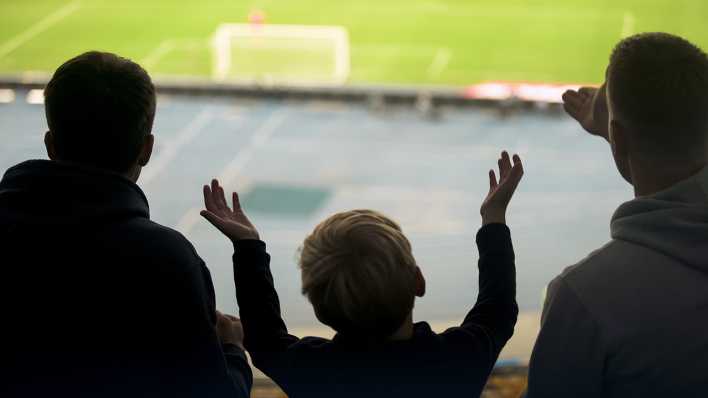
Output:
[388, 313, 414, 341]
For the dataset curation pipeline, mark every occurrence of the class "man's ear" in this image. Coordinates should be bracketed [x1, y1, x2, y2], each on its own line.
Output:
[137, 134, 154, 167]
[609, 119, 633, 184]
[609, 119, 629, 158]
[44, 130, 57, 160]
[414, 266, 426, 298]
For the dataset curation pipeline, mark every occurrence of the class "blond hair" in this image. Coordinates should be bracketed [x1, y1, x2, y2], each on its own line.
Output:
[299, 209, 418, 338]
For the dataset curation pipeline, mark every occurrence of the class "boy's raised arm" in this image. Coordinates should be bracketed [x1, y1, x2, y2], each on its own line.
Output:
[200, 179, 299, 383]
[443, 152, 522, 363]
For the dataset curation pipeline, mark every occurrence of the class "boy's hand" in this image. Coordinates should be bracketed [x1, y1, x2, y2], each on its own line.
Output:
[216, 311, 245, 350]
[201, 179, 260, 241]
[562, 85, 609, 140]
[481, 151, 524, 225]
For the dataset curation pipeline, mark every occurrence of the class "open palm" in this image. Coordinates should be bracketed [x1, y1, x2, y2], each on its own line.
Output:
[562, 85, 609, 140]
[480, 151, 524, 225]
[201, 179, 259, 241]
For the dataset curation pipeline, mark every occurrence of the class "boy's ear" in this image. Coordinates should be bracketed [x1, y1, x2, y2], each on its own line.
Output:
[137, 134, 154, 167]
[44, 130, 57, 160]
[414, 266, 426, 297]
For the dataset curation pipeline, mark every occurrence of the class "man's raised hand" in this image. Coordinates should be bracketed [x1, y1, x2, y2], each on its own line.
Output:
[480, 151, 524, 225]
[562, 85, 609, 140]
[200, 179, 259, 242]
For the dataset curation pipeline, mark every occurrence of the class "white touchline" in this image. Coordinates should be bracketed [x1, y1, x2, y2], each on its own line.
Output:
[427, 47, 451, 79]
[140, 109, 214, 187]
[621, 12, 635, 38]
[175, 107, 289, 236]
[0, 1, 81, 59]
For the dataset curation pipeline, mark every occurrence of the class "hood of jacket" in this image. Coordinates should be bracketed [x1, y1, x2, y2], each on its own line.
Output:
[611, 165, 708, 271]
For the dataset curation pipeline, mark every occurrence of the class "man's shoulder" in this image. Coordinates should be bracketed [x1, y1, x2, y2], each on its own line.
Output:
[555, 239, 644, 289]
[120, 218, 203, 265]
[547, 238, 667, 327]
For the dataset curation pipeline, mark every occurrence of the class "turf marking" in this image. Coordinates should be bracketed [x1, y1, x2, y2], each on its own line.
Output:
[621, 12, 635, 38]
[140, 108, 214, 187]
[427, 47, 451, 79]
[175, 107, 289, 235]
[141, 40, 178, 70]
[141, 39, 206, 70]
[0, 1, 81, 59]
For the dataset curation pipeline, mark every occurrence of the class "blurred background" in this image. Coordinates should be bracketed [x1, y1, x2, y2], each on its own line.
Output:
[2, 1, 706, 396]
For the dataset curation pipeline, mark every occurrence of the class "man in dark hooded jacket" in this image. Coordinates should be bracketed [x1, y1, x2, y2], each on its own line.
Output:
[527, 33, 708, 397]
[0, 52, 252, 397]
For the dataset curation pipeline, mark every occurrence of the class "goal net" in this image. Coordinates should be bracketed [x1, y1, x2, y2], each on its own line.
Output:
[212, 23, 350, 85]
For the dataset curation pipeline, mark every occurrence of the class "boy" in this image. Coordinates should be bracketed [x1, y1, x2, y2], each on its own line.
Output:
[201, 151, 523, 397]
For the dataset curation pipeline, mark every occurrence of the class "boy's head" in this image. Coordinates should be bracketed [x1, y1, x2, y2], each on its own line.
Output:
[606, 33, 708, 181]
[300, 210, 425, 338]
[44, 51, 156, 179]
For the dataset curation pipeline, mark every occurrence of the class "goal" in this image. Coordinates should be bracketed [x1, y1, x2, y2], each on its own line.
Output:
[212, 23, 350, 85]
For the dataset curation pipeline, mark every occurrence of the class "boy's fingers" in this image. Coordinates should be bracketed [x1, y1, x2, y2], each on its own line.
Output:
[502, 151, 511, 177]
[488, 169, 498, 191]
[200, 210, 227, 232]
[232, 192, 241, 212]
[210, 179, 225, 213]
[512, 153, 523, 170]
[214, 181, 229, 212]
[203, 185, 217, 213]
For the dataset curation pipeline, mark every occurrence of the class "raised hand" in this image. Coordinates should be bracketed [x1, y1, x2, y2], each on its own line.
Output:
[562, 84, 609, 140]
[481, 151, 524, 225]
[200, 179, 259, 242]
[215, 311, 245, 350]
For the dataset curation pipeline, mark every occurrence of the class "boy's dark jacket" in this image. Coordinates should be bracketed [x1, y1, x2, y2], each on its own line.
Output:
[233, 223, 518, 398]
[0, 160, 251, 397]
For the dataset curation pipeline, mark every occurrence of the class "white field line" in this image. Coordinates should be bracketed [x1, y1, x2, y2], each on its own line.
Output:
[141, 39, 207, 70]
[0, 1, 81, 59]
[621, 12, 635, 38]
[427, 47, 451, 79]
[175, 108, 289, 235]
[141, 40, 177, 70]
[140, 109, 213, 187]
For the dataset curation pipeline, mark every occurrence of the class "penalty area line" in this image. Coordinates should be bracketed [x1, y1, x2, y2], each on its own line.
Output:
[175, 108, 289, 236]
[141, 40, 178, 70]
[621, 12, 635, 38]
[140, 108, 215, 187]
[0, 1, 81, 59]
[427, 48, 451, 79]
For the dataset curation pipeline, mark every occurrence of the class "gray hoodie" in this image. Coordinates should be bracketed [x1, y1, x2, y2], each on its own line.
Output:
[527, 166, 708, 398]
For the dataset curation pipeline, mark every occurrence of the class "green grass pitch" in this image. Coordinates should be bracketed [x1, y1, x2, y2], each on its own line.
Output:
[1, 0, 707, 86]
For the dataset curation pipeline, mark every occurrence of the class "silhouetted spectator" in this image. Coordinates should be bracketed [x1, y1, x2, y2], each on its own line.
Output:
[0, 52, 251, 397]
[527, 33, 708, 397]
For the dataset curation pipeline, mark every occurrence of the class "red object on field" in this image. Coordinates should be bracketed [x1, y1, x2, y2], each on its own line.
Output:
[248, 9, 266, 26]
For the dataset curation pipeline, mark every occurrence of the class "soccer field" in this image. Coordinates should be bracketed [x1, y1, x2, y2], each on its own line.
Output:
[1, 0, 707, 85]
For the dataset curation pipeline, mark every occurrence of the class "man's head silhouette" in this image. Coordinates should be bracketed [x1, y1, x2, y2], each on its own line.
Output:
[606, 33, 708, 189]
[43, 51, 156, 181]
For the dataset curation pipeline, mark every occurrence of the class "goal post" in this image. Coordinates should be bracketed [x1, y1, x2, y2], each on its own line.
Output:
[212, 23, 351, 85]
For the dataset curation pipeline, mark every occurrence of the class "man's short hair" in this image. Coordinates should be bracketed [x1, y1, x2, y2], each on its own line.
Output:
[607, 32, 708, 158]
[44, 51, 156, 173]
[299, 210, 418, 338]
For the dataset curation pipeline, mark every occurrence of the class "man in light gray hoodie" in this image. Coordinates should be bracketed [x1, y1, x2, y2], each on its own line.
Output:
[526, 33, 708, 397]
